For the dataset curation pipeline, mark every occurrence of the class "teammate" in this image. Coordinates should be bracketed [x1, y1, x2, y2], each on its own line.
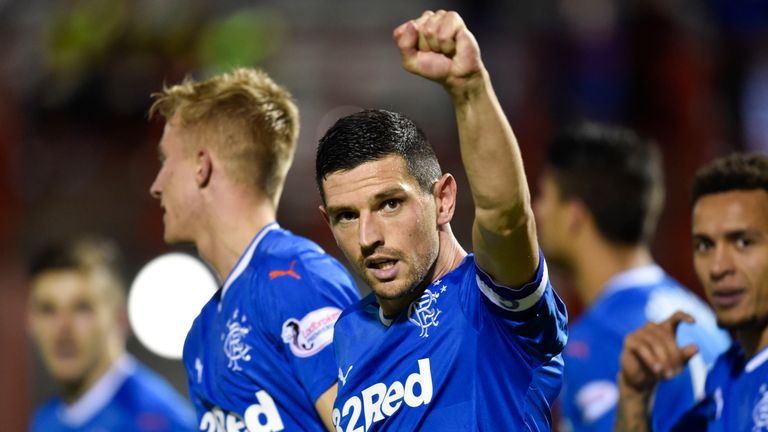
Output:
[28, 236, 196, 432]
[615, 152, 768, 431]
[315, 11, 567, 430]
[533, 123, 729, 431]
[149, 68, 359, 431]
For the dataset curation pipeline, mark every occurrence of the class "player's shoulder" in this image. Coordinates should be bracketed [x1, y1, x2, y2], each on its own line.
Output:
[334, 293, 378, 335]
[30, 399, 61, 429]
[118, 360, 196, 425]
[253, 228, 354, 289]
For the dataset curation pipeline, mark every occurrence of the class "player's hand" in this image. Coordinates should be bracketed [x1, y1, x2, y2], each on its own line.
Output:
[393, 10, 483, 92]
[618, 311, 699, 396]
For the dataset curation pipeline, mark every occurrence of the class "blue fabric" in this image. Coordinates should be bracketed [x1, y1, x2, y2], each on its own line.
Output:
[183, 224, 359, 431]
[332, 252, 567, 431]
[31, 360, 196, 432]
[559, 269, 729, 432]
[672, 344, 768, 431]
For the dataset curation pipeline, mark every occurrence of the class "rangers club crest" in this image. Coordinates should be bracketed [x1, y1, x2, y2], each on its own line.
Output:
[753, 385, 768, 431]
[408, 288, 443, 338]
[222, 309, 252, 371]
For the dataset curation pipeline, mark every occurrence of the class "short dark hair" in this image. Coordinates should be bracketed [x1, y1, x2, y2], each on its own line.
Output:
[29, 236, 127, 298]
[315, 109, 442, 202]
[691, 152, 768, 204]
[546, 122, 664, 245]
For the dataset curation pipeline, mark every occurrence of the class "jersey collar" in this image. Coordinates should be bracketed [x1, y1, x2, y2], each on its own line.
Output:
[221, 222, 279, 299]
[602, 264, 665, 296]
[60, 354, 136, 427]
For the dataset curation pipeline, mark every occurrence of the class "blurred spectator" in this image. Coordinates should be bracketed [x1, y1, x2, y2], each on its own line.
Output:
[27, 236, 196, 431]
[534, 122, 729, 432]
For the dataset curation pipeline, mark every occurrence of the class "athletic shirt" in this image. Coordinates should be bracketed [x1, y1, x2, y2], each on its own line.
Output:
[31, 354, 196, 432]
[559, 265, 730, 432]
[672, 343, 768, 431]
[332, 251, 567, 431]
[183, 223, 359, 431]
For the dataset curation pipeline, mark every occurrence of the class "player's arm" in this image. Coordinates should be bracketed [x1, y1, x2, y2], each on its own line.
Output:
[614, 311, 699, 432]
[394, 10, 537, 287]
[315, 384, 337, 432]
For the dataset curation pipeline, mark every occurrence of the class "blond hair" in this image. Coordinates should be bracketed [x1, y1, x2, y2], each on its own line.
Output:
[150, 68, 299, 205]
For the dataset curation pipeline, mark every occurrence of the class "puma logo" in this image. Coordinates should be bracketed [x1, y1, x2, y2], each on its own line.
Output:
[269, 260, 301, 281]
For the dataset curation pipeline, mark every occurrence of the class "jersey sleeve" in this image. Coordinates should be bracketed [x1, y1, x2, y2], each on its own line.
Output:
[470, 249, 568, 363]
[261, 252, 359, 403]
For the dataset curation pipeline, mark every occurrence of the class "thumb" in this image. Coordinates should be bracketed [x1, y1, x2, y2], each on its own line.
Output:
[681, 344, 700, 363]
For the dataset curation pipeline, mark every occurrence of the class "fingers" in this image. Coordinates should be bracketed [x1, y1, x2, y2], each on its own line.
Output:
[408, 10, 465, 56]
[619, 311, 700, 393]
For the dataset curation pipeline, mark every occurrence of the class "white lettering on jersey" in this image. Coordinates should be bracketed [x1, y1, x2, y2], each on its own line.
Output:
[408, 290, 442, 338]
[199, 390, 284, 432]
[333, 358, 433, 431]
[244, 390, 285, 432]
[223, 308, 252, 371]
[281, 307, 342, 357]
[575, 380, 618, 424]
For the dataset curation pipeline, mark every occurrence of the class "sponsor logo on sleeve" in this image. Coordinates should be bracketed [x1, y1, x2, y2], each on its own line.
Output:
[575, 380, 619, 424]
[281, 307, 342, 358]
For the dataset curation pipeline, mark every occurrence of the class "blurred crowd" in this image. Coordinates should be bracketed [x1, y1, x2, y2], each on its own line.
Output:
[1, 0, 766, 430]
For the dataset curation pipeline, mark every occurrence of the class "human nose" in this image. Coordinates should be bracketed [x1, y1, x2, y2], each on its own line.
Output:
[709, 244, 735, 281]
[149, 169, 163, 200]
[358, 213, 384, 252]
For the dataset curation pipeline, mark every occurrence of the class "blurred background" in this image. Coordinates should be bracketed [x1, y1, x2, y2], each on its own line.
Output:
[1, 0, 767, 429]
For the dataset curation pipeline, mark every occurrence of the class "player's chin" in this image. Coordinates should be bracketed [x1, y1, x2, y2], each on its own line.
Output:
[370, 279, 417, 301]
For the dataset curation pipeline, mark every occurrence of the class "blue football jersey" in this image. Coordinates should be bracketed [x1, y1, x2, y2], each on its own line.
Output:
[183, 222, 359, 431]
[332, 251, 568, 431]
[559, 265, 730, 432]
[30, 355, 196, 432]
[671, 344, 768, 431]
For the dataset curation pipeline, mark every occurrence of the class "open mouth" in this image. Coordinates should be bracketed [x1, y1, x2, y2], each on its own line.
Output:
[711, 288, 746, 309]
[368, 260, 396, 270]
[365, 257, 400, 281]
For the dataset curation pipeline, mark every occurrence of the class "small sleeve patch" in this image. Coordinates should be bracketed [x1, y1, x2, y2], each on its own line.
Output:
[281, 307, 342, 358]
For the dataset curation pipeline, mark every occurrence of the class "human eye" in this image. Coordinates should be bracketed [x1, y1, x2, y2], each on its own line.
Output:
[693, 237, 713, 253]
[381, 199, 401, 213]
[334, 211, 357, 224]
[735, 235, 754, 250]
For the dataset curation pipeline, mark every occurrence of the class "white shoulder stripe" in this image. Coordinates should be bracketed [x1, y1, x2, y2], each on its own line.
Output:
[476, 260, 549, 312]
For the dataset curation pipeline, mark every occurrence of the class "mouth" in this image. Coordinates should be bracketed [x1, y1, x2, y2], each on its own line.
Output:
[364, 257, 400, 281]
[54, 340, 78, 360]
[711, 287, 747, 310]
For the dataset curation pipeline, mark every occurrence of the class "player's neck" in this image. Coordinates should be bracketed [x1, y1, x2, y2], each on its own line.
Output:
[61, 347, 124, 404]
[379, 225, 466, 317]
[573, 239, 653, 307]
[196, 193, 277, 282]
[735, 322, 768, 359]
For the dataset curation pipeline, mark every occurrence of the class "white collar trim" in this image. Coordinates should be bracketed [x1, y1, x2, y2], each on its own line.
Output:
[378, 306, 393, 327]
[746, 346, 768, 373]
[221, 222, 279, 299]
[603, 264, 665, 295]
[60, 354, 136, 427]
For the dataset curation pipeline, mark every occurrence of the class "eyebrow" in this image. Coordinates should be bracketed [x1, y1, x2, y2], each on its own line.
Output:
[325, 187, 408, 214]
